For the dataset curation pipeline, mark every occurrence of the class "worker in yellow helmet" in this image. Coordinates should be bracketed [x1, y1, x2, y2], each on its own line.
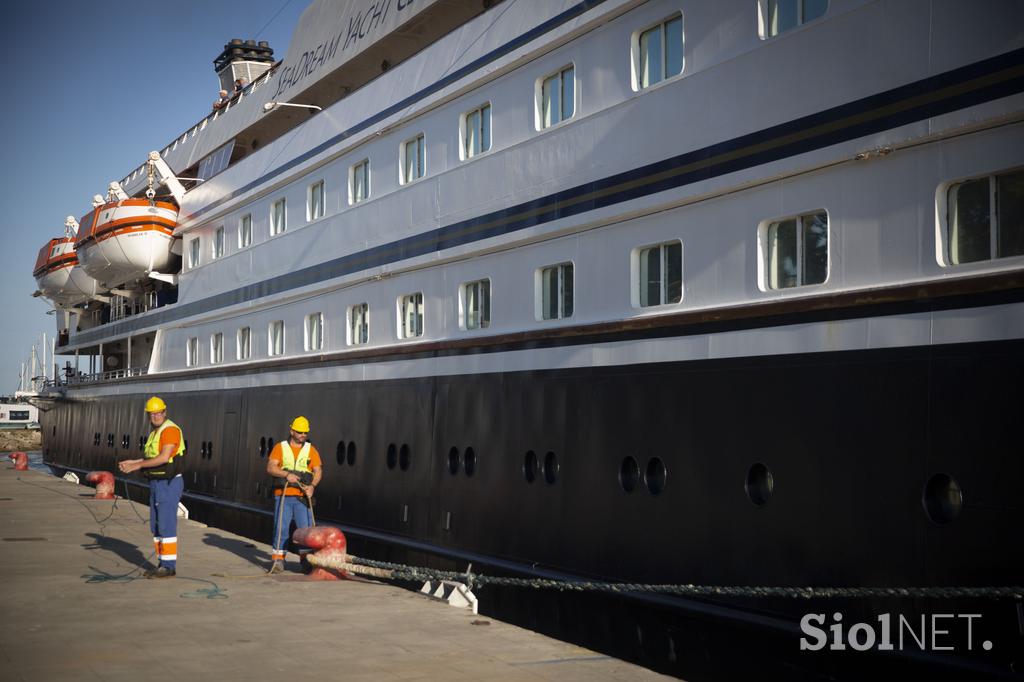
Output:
[265, 415, 322, 574]
[118, 396, 186, 578]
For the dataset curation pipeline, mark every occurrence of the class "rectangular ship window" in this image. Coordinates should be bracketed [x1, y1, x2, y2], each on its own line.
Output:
[635, 14, 683, 90]
[461, 279, 491, 330]
[304, 312, 324, 351]
[462, 104, 491, 160]
[270, 198, 287, 236]
[538, 262, 574, 320]
[210, 332, 223, 364]
[236, 327, 251, 360]
[268, 320, 285, 356]
[538, 65, 575, 130]
[764, 211, 828, 288]
[212, 227, 225, 260]
[239, 214, 252, 248]
[189, 238, 200, 269]
[401, 134, 425, 185]
[398, 292, 424, 339]
[347, 303, 369, 346]
[947, 168, 1024, 265]
[307, 180, 325, 221]
[759, 0, 829, 39]
[636, 241, 682, 307]
[349, 159, 370, 204]
[186, 337, 199, 367]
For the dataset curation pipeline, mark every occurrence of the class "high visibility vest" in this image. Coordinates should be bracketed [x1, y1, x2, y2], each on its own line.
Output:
[279, 441, 312, 473]
[143, 418, 185, 479]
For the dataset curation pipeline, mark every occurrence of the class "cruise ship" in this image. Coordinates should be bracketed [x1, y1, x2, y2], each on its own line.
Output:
[33, 0, 1024, 677]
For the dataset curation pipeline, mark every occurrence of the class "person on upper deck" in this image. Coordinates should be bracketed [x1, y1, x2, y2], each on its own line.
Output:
[266, 416, 321, 574]
[212, 89, 230, 110]
[233, 77, 248, 94]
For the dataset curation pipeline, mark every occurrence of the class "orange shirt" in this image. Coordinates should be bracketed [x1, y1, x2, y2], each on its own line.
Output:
[158, 425, 182, 458]
[269, 441, 321, 496]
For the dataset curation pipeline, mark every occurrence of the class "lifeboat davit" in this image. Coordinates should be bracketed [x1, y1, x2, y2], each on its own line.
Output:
[33, 237, 108, 306]
[75, 199, 178, 288]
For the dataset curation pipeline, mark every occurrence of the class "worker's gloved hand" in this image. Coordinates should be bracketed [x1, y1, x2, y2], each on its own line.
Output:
[301, 484, 315, 498]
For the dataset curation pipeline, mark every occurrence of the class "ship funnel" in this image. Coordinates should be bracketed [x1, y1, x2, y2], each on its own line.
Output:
[213, 38, 275, 93]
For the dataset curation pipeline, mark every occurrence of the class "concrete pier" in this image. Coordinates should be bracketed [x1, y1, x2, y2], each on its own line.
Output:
[0, 465, 665, 681]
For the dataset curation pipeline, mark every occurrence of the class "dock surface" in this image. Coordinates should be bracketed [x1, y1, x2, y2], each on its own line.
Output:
[0, 465, 665, 681]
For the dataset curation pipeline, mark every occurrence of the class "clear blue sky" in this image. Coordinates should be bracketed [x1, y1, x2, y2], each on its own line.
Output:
[0, 0, 308, 393]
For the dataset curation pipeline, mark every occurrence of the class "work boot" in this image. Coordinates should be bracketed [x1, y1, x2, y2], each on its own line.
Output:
[145, 566, 176, 579]
[268, 560, 285, 575]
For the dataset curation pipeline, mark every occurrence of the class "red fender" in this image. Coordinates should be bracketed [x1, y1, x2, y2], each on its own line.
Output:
[10, 452, 28, 471]
[292, 527, 348, 581]
[85, 471, 115, 499]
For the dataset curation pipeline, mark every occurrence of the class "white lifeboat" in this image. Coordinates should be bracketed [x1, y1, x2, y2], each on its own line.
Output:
[33, 238, 108, 306]
[75, 199, 178, 288]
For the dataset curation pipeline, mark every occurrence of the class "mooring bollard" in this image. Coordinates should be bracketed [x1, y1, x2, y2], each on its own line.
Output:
[85, 471, 115, 499]
[9, 452, 28, 471]
[292, 526, 348, 581]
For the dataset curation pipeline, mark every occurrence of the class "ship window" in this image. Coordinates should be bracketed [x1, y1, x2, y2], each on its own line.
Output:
[304, 312, 324, 352]
[401, 134, 425, 184]
[537, 262, 574, 320]
[237, 327, 251, 360]
[210, 332, 224, 364]
[758, 0, 828, 39]
[946, 168, 1024, 265]
[460, 279, 490, 330]
[270, 198, 287, 236]
[349, 159, 370, 204]
[347, 303, 369, 346]
[186, 336, 199, 367]
[212, 227, 225, 260]
[307, 180, 325, 222]
[188, 238, 201, 269]
[633, 14, 683, 90]
[49, 244, 62, 258]
[537, 65, 575, 130]
[239, 214, 252, 248]
[197, 139, 235, 180]
[634, 241, 682, 307]
[461, 103, 491, 160]
[268, 320, 285, 356]
[763, 211, 828, 289]
[397, 292, 424, 339]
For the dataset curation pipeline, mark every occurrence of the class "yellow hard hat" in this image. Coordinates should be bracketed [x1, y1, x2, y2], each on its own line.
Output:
[144, 396, 167, 413]
[290, 416, 310, 433]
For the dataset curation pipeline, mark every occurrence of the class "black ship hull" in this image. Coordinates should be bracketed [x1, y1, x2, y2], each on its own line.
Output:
[42, 335, 1024, 679]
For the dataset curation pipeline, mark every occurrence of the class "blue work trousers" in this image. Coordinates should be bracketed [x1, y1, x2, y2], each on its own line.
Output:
[149, 475, 184, 569]
[272, 494, 312, 557]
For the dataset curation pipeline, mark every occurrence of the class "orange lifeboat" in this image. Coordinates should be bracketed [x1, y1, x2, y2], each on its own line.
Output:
[75, 199, 179, 287]
[33, 237, 107, 306]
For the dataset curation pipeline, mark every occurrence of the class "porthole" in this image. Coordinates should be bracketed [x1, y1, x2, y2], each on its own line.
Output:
[922, 473, 963, 525]
[399, 444, 411, 471]
[464, 447, 476, 477]
[619, 457, 640, 493]
[138, 436, 145, 452]
[448, 447, 460, 475]
[184, 439, 190, 454]
[268, 437, 275, 454]
[259, 436, 267, 457]
[107, 433, 114, 447]
[745, 462, 774, 506]
[645, 457, 667, 495]
[386, 443, 397, 470]
[336, 441, 346, 465]
[346, 441, 356, 466]
[523, 450, 538, 483]
[543, 451, 558, 485]
[208, 442, 214, 460]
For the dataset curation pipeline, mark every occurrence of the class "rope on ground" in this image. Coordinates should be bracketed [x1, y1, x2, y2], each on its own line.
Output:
[305, 553, 1024, 600]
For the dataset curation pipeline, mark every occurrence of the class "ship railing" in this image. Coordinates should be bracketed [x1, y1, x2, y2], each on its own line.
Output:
[109, 292, 159, 322]
[58, 365, 149, 386]
[118, 62, 281, 189]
